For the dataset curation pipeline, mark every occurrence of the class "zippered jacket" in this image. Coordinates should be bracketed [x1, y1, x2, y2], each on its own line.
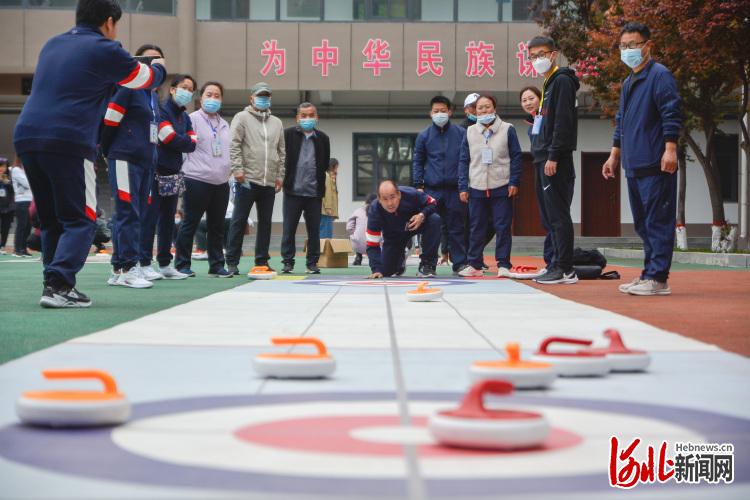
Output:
[229, 106, 286, 187]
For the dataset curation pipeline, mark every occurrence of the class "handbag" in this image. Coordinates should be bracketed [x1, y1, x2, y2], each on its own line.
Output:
[156, 173, 184, 197]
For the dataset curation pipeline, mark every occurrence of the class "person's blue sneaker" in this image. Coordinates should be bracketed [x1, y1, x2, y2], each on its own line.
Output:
[176, 268, 196, 277]
[209, 268, 233, 278]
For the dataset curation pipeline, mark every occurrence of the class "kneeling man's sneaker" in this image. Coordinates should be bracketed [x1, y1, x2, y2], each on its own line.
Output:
[458, 265, 483, 278]
[417, 264, 436, 278]
[535, 268, 578, 284]
[628, 279, 671, 296]
[117, 268, 154, 288]
[618, 277, 643, 294]
[40, 286, 92, 308]
[160, 265, 190, 279]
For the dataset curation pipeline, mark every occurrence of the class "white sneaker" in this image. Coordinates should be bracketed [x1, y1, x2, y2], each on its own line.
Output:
[107, 271, 121, 286]
[618, 277, 643, 294]
[497, 267, 513, 278]
[117, 268, 154, 289]
[192, 251, 208, 261]
[458, 265, 484, 277]
[139, 264, 164, 281]
[628, 279, 671, 296]
[159, 265, 189, 280]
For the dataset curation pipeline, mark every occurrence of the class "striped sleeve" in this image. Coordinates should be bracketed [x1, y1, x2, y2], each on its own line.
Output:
[366, 229, 382, 247]
[158, 121, 177, 144]
[118, 62, 154, 90]
[188, 130, 198, 143]
[103, 102, 126, 127]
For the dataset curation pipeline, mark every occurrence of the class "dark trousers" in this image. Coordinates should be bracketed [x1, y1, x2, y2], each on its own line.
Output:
[175, 178, 230, 273]
[380, 213, 440, 276]
[534, 156, 575, 272]
[139, 171, 157, 266]
[533, 168, 555, 267]
[108, 159, 149, 271]
[20, 152, 96, 288]
[467, 187, 513, 269]
[0, 211, 13, 248]
[628, 172, 677, 282]
[196, 219, 231, 251]
[281, 193, 322, 266]
[226, 182, 275, 266]
[426, 188, 468, 272]
[13, 201, 31, 254]
[156, 192, 179, 268]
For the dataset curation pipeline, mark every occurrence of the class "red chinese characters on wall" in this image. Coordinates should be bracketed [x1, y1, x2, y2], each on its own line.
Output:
[465, 41, 495, 78]
[260, 39, 286, 77]
[416, 41, 444, 77]
[516, 41, 539, 78]
[312, 39, 340, 77]
[362, 38, 392, 76]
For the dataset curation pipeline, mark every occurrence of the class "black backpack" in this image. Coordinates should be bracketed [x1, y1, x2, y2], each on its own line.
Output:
[572, 248, 620, 280]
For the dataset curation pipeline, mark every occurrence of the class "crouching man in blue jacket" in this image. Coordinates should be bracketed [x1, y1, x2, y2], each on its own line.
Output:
[13, 0, 166, 308]
[603, 21, 682, 297]
[366, 181, 440, 279]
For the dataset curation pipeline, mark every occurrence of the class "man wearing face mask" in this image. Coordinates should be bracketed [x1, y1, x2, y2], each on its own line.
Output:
[13, 0, 166, 308]
[527, 36, 580, 285]
[603, 22, 681, 296]
[412, 95, 467, 276]
[460, 93, 480, 130]
[226, 82, 285, 276]
[280, 102, 330, 274]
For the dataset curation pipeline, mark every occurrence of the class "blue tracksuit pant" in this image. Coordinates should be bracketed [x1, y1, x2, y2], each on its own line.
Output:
[467, 185, 513, 270]
[20, 152, 96, 288]
[425, 188, 468, 272]
[140, 175, 178, 268]
[108, 159, 149, 271]
[381, 213, 441, 276]
[627, 172, 677, 282]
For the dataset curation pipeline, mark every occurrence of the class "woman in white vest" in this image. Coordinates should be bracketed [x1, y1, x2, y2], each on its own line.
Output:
[457, 94, 522, 278]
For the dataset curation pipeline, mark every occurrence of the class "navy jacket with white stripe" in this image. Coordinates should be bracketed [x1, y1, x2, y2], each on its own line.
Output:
[156, 98, 197, 176]
[13, 25, 165, 161]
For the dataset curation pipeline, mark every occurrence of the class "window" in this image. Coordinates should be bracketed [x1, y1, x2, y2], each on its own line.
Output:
[353, 0, 418, 20]
[715, 133, 739, 202]
[0, 0, 23, 6]
[457, 0, 499, 22]
[354, 134, 416, 199]
[323, 0, 352, 20]
[281, 0, 321, 20]
[420, 0, 452, 21]
[3, 0, 175, 14]
[197, 0, 248, 20]
[510, 0, 536, 21]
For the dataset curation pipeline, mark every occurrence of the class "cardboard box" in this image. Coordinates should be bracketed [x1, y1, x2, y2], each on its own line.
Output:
[305, 238, 352, 268]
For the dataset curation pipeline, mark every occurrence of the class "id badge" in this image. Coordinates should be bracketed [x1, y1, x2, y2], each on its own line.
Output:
[0, 187, 6, 198]
[481, 147, 493, 164]
[531, 115, 543, 135]
[211, 138, 222, 157]
[150, 122, 158, 144]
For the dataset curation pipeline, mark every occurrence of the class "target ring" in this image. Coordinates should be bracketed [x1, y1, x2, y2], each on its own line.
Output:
[297, 279, 470, 287]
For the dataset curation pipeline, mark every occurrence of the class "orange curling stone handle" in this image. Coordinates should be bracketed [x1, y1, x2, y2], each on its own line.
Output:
[23, 369, 125, 401]
[257, 337, 332, 360]
[250, 266, 273, 273]
[511, 265, 538, 273]
[441, 380, 541, 420]
[536, 336, 603, 357]
[473, 342, 552, 370]
[583, 329, 646, 355]
[408, 282, 438, 294]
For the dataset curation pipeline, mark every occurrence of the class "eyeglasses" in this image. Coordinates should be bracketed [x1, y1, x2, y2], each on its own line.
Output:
[619, 41, 647, 50]
[528, 50, 553, 61]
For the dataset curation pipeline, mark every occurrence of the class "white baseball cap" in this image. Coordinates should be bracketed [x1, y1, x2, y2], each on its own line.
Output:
[463, 93, 480, 108]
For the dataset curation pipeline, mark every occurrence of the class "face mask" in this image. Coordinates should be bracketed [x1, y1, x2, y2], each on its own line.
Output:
[174, 88, 193, 107]
[254, 96, 271, 110]
[431, 113, 450, 127]
[202, 98, 221, 113]
[620, 48, 644, 69]
[477, 113, 496, 125]
[532, 56, 553, 75]
[299, 118, 317, 131]
[468, 114, 477, 122]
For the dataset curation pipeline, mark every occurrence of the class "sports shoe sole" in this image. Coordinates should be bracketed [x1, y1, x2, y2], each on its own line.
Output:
[535, 276, 579, 285]
[118, 280, 153, 289]
[208, 273, 234, 278]
[40, 296, 91, 308]
[628, 288, 671, 296]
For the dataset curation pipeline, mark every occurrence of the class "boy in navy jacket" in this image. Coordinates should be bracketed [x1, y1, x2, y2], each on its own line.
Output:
[412, 95, 468, 274]
[13, 0, 166, 308]
[603, 22, 682, 296]
[366, 181, 440, 278]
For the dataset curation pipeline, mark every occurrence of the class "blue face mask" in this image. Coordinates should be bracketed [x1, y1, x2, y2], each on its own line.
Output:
[620, 48, 644, 69]
[299, 118, 317, 131]
[202, 98, 221, 114]
[468, 114, 477, 122]
[477, 113, 496, 125]
[174, 88, 193, 107]
[254, 96, 271, 110]
[431, 113, 450, 127]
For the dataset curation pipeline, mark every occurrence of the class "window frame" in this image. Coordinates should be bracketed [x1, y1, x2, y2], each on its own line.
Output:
[352, 132, 417, 201]
[0, 0, 176, 16]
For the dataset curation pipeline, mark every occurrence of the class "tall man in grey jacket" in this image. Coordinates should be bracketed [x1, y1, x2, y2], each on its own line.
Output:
[225, 82, 286, 275]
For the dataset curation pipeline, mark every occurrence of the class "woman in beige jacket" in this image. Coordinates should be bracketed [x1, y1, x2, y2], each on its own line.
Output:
[320, 158, 339, 238]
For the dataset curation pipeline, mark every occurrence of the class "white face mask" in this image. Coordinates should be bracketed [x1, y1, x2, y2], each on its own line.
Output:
[532, 56, 553, 75]
[431, 112, 450, 127]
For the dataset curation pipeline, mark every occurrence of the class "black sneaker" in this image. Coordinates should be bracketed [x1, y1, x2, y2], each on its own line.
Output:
[40, 285, 92, 308]
[282, 262, 294, 274]
[227, 265, 240, 276]
[417, 264, 436, 278]
[177, 267, 196, 277]
[481, 263, 489, 270]
[353, 253, 363, 266]
[306, 264, 321, 274]
[534, 268, 578, 285]
[209, 268, 234, 278]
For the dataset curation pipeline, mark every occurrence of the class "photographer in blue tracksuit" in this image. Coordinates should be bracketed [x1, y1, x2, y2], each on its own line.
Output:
[412, 96, 468, 275]
[13, 0, 166, 308]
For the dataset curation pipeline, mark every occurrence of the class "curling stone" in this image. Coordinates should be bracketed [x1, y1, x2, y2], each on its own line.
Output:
[406, 281, 443, 302]
[581, 329, 651, 372]
[505, 265, 546, 280]
[469, 342, 556, 389]
[531, 337, 611, 377]
[253, 337, 336, 379]
[247, 266, 277, 280]
[16, 370, 131, 427]
[429, 379, 550, 450]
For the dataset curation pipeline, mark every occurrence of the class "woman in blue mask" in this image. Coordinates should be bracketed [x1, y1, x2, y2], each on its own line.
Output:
[173, 81, 233, 278]
[457, 94, 523, 279]
[142, 74, 197, 280]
